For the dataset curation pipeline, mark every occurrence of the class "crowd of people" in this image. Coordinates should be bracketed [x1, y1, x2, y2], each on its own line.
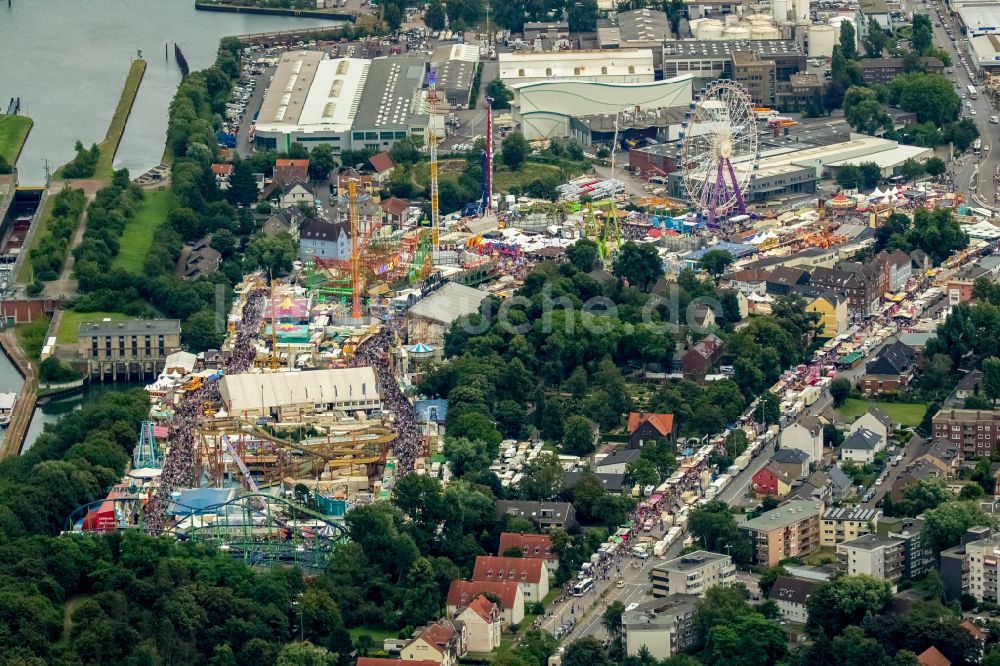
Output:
[144, 289, 267, 535]
[351, 321, 419, 474]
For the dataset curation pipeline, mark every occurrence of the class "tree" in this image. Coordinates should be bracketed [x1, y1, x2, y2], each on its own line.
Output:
[601, 601, 625, 640]
[864, 17, 889, 57]
[307, 144, 337, 180]
[824, 423, 844, 448]
[830, 378, 852, 407]
[912, 13, 933, 55]
[383, 3, 403, 31]
[757, 391, 781, 425]
[424, 0, 446, 30]
[689, 501, 751, 564]
[276, 642, 338, 666]
[900, 158, 925, 183]
[562, 416, 596, 456]
[890, 73, 961, 126]
[698, 249, 734, 286]
[983, 356, 1000, 404]
[612, 242, 664, 291]
[859, 162, 882, 189]
[837, 164, 863, 190]
[624, 458, 660, 490]
[960, 483, 985, 500]
[567, 238, 599, 273]
[704, 613, 787, 666]
[518, 452, 565, 500]
[943, 118, 980, 152]
[899, 477, 952, 516]
[806, 575, 893, 638]
[244, 232, 295, 276]
[922, 500, 995, 554]
[485, 79, 514, 110]
[567, 0, 599, 32]
[389, 136, 421, 166]
[847, 98, 893, 136]
[840, 20, 858, 59]
[227, 156, 259, 207]
[501, 132, 528, 171]
[925, 156, 947, 178]
[184, 309, 225, 353]
[759, 565, 788, 598]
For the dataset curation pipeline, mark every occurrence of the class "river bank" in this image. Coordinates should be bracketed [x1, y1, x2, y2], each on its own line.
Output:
[0, 115, 32, 167]
[195, 1, 356, 21]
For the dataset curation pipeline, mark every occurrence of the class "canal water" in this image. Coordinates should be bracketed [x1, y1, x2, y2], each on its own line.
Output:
[1, 0, 342, 186]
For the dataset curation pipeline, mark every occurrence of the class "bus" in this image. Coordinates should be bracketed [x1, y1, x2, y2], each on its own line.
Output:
[974, 138, 982, 155]
[969, 85, 979, 100]
[573, 578, 594, 596]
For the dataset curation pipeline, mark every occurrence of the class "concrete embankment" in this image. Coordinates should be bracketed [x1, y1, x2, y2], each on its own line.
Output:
[0, 327, 37, 459]
[194, 2, 355, 20]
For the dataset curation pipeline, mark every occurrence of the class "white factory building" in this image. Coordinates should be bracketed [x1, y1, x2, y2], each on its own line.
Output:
[499, 49, 656, 86]
[510, 75, 693, 140]
[254, 50, 429, 155]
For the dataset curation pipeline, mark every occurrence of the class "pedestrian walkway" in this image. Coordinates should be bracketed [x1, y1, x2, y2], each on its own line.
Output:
[0, 327, 36, 459]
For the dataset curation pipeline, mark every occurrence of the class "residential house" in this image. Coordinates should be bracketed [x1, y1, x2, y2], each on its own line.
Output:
[765, 266, 810, 295]
[690, 304, 716, 331]
[279, 179, 313, 208]
[890, 459, 944, 502]
[876, 249, 913, 293]
[954, 370, 984, 402]
[849, 407, 893, 443]
[779, 415, 824, 463]
[596, 448, 643, 475]
[471, 556, 549, 603]
[401, 620, 466, 666]
[861, 57, 944, 85]
[860, 340, 917, 395]
[262, 206, 306, 240]
[681, 333, 724, 377]
[910, 249, 931, 274]
[836, 534, 904, 588]
[336, 168, 375, 196]
[770, 448, 810, 479]
[273, 158, 310, 185]
[769, 575, 820, 624]
[211, 163, 233, 189]
[721, 268, 769, 296]
[787, 469, 833, 504]
[446, 580, 524, 625]
[369, 151, 395, 186]
[298, 219, 350, 264]
[840, 428, 883, 464]
[932, 407, 1000, 459]
[738, 500, 824, 567]
[809, 265, 880, 317]
[627, 412, 676, 448]
[917, 440, 960, 478]
[650, 551, 735, 597]
[382, 196, 411, 228]
[563, 470, 626, 495]
[807, 291, 849, 338]
[357, 659, 439, 666]
[828, 465, 854, 500]
[497, 532, 558, 573]
[454, 595, 501, 653]
[917, 647, 951, 666]
[752, 465, 794, 498]
[495, 501, 578, 532]
[183, 237, 222, 281]
[820, 506, 879, 547]
[623, 595, 700, 660]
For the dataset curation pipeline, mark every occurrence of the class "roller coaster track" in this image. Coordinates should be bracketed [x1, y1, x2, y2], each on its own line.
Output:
[65, 493, 348, 569]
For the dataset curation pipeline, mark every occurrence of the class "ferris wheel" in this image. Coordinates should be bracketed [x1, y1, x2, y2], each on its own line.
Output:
[678, 81, 759, 226]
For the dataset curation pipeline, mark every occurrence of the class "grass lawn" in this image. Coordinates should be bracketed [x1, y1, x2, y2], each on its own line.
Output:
[113, 188, 173, 273]
[347, 626, 399, 644]
[493, 163, 563, 193]
[56, 311, 128, 345]
[799, 546, 838, 566]
[15, 194, 57, 284]
[0, 114, 32, 165]
[16, 316, 49, 362]
[835, 398, 927, 427]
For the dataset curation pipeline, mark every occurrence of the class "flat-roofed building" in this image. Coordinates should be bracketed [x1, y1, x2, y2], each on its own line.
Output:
[219, 368, 381, 420]
[932, 408, 1000, 459]
[623, 595, 700, 660]
[739, 500, 823, 567]
[651, 551, 735, 597]
[837, 534, 904, 588]
[732, 51, 777, 106]
[500, 49, 656, 86]
[661, 40, 805, 84]
[821, 507, 880, 547]
[77, 319, 182, 380]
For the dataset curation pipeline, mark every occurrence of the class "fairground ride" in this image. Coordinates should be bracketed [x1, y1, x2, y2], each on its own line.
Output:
[65, 492, 347, 570]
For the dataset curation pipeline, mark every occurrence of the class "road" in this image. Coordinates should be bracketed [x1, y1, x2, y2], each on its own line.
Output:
[919, 0, 999, 206]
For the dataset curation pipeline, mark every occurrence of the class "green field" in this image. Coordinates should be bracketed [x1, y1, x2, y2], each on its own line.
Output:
[56, 311, 129, 345]
[0, 114, 32, 165]
[835, 398, 927, 427]
[15, 194, 57, 284]
[113, 189, 173, 273]
[347, 626, 400, 644]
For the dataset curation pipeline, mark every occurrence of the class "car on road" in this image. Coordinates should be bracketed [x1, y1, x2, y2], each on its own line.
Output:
[617, 579, 626, 589]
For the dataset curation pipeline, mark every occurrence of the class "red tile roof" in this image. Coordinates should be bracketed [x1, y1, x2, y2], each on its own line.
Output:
[275, 159, 309, 168]
[960, 619, 985, 641]
[369, 151, 395, 174]
[412, 622, 456, 654]
[447, 579, 521, 609]
[211, 163, 233, 175]
[918, 647, 951, 666]
[627, 412, 674, 436]
[461, 594, 499, 622]
[357, 659, 439, 666]
[382, 196, 410, 217]
[498, 532, 555, 560]
[472, 556, 545, 584]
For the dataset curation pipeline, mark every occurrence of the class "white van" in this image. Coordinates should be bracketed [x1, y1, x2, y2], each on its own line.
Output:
[991, 115, 999, 124]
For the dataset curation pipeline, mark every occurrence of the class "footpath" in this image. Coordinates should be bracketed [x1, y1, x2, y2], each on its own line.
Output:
[0, 326, 36, 459]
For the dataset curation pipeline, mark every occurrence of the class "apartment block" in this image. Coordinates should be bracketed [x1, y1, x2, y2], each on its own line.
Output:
[932, 408, 1000, 459]
[887, 517, 933, 580]
[738, 500, 823, 567]
[650, 551, 736, 597]
[836, 535, 903, 589]
[623, 595, 700, 660]
[965, 534, 1000, 603]
[820, 507, 880, 547]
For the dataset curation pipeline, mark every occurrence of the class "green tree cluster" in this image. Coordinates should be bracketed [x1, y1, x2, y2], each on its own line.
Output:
[61, 140, 100, 179]
[29, 186, 86, 281]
